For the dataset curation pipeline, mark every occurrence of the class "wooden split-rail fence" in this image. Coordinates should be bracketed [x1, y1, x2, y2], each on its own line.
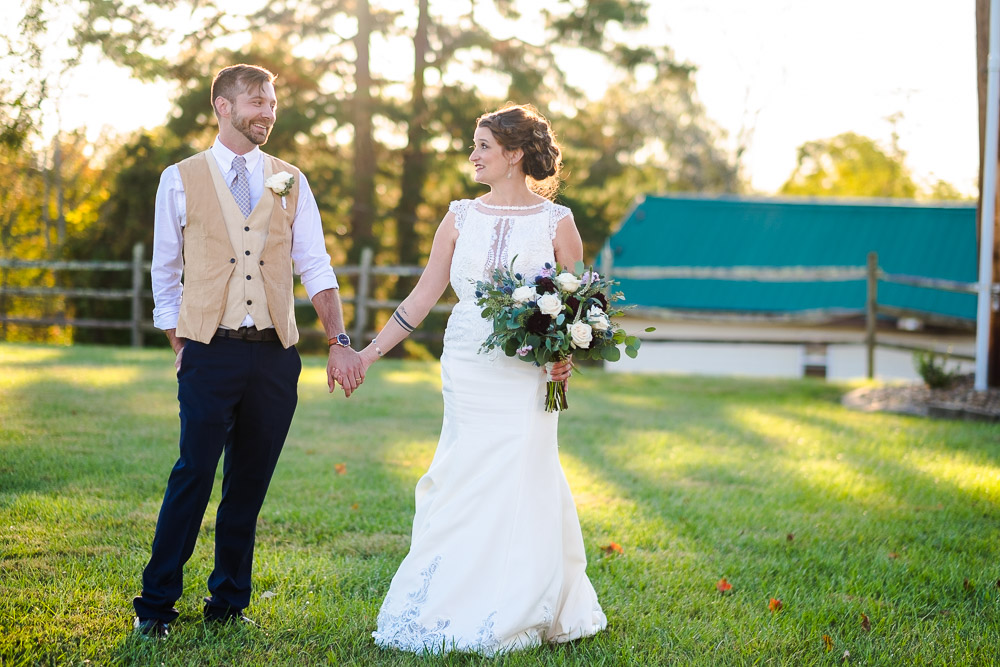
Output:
[0, 245, 989, 378]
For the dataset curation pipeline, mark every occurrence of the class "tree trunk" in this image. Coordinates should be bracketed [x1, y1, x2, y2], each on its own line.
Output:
[976, 0, 1000, 386]
[350, 0, 377, 265]
[394, 0, 430, 297]
[55, 138, 65, 248]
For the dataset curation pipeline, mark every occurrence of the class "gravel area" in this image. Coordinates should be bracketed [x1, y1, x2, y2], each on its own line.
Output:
[842, 374, 1000, 422]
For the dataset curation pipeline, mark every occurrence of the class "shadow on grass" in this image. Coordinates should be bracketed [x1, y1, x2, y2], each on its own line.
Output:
[4, 345, 999, 664]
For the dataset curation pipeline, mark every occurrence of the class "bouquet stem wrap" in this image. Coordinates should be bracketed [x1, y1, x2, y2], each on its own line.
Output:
[544, 361, 569, 412]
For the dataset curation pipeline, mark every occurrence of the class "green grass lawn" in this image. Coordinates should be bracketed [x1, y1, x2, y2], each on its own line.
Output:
[1, 342, 998, 666]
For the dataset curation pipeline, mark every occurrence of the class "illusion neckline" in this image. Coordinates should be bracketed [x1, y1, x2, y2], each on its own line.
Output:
[476, 199, 549, 211]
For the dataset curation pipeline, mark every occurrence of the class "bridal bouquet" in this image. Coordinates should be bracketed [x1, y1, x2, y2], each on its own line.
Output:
[474, 259, 648, 412]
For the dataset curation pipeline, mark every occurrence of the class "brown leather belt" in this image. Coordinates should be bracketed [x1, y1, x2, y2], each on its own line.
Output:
[214, 326, 279, 342]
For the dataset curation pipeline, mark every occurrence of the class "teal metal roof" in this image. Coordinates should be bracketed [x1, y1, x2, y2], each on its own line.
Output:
[603, 194, 977, 320]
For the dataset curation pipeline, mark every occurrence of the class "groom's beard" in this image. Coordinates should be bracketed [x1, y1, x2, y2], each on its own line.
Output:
[232, 110, 272, 146]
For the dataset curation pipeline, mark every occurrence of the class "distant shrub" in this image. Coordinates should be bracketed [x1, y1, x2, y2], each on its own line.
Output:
[913, 350, 959, 389]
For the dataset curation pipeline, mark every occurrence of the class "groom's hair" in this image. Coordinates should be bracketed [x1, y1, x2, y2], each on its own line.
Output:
[211, 64, 277, 117]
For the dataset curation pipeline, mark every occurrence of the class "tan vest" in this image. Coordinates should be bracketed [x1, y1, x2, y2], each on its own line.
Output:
[175, 151, 301, 348]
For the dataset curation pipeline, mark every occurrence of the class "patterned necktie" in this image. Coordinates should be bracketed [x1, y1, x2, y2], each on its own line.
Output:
[229, 155, 251, 218]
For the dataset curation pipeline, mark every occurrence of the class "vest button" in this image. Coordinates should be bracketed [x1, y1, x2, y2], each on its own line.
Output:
[246, 275, 251, 280]
[245, 250, 251, 256]
[246, 300, 252, 305]
[229, 258, 235, 263]
[259, 260, 264, 266]
[244, 226, 250, 231]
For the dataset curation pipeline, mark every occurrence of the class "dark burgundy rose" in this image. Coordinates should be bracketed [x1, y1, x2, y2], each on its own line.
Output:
[565, 296, 581, 315]
[592, 292, 609, 310]
[526, 310, 551, 335]
[534, 277, 557, 294]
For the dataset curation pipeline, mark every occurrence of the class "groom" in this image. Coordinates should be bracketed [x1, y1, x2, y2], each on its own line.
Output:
[133, 64, 365, 637]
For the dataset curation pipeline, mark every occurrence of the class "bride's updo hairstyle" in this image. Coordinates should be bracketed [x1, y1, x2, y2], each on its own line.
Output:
[476, 103, 563, 199]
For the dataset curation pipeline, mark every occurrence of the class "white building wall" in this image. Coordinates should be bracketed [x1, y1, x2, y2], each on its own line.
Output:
[607, 341, 976, 382]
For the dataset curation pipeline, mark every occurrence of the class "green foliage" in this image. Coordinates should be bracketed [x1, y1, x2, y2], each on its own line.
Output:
[1, 0, 51, 151]
[2, 344, 999, 664]
[913, 350, 961, 389]
[780, 132, 918, 199]
[5, 1, 742, 350]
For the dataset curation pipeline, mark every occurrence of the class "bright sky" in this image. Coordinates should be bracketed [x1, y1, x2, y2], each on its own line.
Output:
[45, 0, 978, 196]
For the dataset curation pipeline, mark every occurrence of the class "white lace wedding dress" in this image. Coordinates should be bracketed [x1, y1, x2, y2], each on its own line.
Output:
[372, 198, 607, 655]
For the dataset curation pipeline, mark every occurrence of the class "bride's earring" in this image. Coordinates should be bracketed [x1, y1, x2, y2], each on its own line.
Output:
[506, 163, 512, 179]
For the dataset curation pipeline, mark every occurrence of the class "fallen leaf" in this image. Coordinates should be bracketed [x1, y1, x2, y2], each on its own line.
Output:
[768, 597, 783, 612]
[823, 634, 833, 652]
[260, 590, 276, 599]
[861, 613, 871, 632]
[600, 542, 624, 555]
[996, 579, 1000, 589]
[786, 533, 794, 542]
[963, 578, 974, 591]
[716, 578, 732, 593]
[887, 552, 899, 559]
[334, 463, 347, 475]
[351, 503, 360, 510]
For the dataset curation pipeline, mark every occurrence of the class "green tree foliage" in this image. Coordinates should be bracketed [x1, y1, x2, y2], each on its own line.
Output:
[1, 131, 112, 342]
[561, 62, 740, 259]
[12, 0, 742, 349]
[779, 131, 917, 199]
[779, 131, 969, 201]
[1, 1, 50, 151]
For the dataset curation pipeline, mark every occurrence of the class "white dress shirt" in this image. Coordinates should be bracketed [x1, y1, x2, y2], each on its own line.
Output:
[151, 137, 339, 330]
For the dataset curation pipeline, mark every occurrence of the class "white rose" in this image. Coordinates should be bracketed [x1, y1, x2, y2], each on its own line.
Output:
[587, 306, 610, 331]
[537, 293, 563, 318]
[570, 320, 593, 348]
[512, 285, 537, 305]
[554, 272, 582, 292]
[264, 171, 295, 196]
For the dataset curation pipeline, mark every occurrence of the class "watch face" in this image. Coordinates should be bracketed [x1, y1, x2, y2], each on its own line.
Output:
[337, 333, 351, 346]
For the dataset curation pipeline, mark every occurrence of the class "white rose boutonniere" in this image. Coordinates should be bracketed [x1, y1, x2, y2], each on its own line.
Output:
[569, 320, 593, 348]
[554, 272, 582, 292]
[265, 171, 295, 208]
[537, 293, 563, 318]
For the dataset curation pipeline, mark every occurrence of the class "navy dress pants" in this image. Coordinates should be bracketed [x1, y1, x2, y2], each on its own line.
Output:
[133, 336, 301, 622]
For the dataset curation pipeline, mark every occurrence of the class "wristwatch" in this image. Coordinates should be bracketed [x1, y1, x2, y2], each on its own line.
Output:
[328, 332, 351, 348]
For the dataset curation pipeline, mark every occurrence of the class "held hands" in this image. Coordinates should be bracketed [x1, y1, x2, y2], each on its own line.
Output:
[328, 346, 365, 397]
[358, 343, 380, 375]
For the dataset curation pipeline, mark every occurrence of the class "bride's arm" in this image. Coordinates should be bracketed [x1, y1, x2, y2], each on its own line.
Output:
[359, 213, 459, 368]
[551, 212, 584, 382]
[553, 211, 583, 267]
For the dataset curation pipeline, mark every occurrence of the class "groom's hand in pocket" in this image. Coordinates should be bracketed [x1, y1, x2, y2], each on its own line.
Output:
[165, 329, 187, 373]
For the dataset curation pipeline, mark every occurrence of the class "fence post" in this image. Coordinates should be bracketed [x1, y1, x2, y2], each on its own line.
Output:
[865, 251, 878, 379]
[352, 246, 374, 345]
[131, 242, 144, 348]
[600, 243, 614, 279]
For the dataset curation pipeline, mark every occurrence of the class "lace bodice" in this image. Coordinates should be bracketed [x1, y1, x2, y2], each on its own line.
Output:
[444, 198, 570, 346]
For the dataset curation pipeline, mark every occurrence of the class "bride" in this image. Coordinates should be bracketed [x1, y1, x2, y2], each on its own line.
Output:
[357, 103, 607, 654]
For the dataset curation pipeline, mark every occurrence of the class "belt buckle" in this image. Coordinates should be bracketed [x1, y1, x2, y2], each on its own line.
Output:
[237, 326, 250, 341]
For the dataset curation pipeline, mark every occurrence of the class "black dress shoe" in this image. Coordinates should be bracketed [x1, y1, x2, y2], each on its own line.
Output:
[205, 611, 257, 627]
[203, 598, 257, 627]
[133, 617, 169, 638]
